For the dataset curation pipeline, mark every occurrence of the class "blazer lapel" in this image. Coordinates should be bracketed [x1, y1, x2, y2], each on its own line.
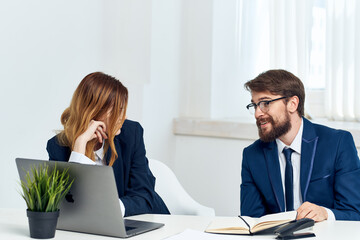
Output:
[263, 141, 285, 212]
[300, 118, 318, 201]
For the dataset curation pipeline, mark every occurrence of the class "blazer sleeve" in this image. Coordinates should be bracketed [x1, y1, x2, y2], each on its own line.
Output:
[46, 136, 71, 162]
[240, 148, 267, 217]
[329, 131, 360, 220]
[119, 123, 169, 216]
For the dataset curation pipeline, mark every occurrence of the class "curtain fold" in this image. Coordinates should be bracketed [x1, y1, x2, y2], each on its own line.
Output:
[325, 0, 360, 121]
[238, 0, 313, 87]
[269, 0, 314, 82]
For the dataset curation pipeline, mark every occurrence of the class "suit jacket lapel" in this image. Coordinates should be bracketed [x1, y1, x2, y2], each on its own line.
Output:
[300, 118, 318, 201]
[263, 141, 285, 212]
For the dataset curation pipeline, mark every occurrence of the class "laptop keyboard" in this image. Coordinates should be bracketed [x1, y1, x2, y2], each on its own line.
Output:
[124, 219, 141, 232]
[123, 219, 164, 236]
[125, 226, 136, 231]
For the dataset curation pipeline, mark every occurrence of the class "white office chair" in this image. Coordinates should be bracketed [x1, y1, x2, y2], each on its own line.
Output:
[148, 159, 215, 216]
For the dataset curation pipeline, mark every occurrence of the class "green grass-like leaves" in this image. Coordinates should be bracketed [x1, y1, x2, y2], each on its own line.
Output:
[20, 163, 74, 212]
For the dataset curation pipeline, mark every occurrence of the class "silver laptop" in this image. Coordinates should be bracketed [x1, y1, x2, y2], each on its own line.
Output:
[16, 158, 164, 238]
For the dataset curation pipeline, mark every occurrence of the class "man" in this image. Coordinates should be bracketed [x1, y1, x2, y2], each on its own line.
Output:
[241, 69, 360, 221]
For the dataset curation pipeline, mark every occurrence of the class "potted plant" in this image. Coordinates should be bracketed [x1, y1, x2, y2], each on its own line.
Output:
[20, 163, 74, 239]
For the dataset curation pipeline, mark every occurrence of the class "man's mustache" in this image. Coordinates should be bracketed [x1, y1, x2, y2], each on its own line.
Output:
[256, 117, 273, 128]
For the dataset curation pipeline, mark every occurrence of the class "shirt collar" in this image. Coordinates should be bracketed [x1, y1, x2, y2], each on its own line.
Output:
[276, 118, 303, 155]
[94, 141, 105, 161]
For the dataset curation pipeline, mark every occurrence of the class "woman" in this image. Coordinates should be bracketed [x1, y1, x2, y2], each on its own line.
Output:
[46, 72, 169, 216]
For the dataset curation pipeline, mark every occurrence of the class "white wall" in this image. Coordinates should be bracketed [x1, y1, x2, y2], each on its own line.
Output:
[0, 0, 104, 209]
[174, 136, 253, 216]
[142, 0, 182, 167]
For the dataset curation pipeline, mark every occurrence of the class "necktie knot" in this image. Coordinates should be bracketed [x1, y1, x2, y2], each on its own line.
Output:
[283, 148, 294, 162]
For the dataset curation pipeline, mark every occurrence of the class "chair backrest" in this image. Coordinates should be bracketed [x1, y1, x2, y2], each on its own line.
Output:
[148, 159, 215, 216]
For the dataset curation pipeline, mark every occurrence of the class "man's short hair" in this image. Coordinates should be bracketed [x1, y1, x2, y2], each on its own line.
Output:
[244, 69, 305, 116]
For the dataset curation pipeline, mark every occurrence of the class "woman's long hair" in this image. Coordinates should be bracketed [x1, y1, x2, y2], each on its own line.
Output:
[57, 72, 128, 166]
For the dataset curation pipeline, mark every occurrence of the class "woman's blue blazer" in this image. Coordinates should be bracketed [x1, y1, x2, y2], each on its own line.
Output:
[47, 119, 170, 217]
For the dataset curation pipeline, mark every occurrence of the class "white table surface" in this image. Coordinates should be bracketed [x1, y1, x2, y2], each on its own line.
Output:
[1, 208, 360, 240]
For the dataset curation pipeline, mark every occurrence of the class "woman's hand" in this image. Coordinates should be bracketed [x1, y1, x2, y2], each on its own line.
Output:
[73, 120, 108, 154]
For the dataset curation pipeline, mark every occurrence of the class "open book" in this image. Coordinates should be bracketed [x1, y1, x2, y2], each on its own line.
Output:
[205, 211, 297, 235]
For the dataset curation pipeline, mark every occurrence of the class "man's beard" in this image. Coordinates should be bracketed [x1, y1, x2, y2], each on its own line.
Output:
[256, 112, 291, 142]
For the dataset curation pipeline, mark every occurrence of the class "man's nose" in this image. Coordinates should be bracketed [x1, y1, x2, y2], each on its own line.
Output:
[254, 106, 264, 119]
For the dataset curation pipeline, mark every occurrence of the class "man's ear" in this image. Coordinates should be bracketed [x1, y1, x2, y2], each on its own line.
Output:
[287, 96, 299, 114]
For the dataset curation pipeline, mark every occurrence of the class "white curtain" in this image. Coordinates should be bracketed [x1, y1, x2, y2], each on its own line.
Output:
[238, 0, 313, 83]
[325, 0, 360, 121]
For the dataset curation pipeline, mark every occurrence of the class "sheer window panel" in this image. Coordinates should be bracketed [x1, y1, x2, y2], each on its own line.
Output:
[236, 0, 360, 122]
[325, 0, 360, 121]
[181, 0, 360, 122]
[236, 0, 313, 117]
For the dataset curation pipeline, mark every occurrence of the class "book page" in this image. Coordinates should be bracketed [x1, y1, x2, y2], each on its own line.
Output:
[205, 216, 257, 234]
[252, 211, 297, 232]
[257, 211, 297, 223]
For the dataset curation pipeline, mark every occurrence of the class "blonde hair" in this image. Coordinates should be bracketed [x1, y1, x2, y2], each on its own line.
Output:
[57, 72, 128, 166]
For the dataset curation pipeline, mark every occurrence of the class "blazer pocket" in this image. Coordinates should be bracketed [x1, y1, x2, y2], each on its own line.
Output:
[310, 173, 332, 183]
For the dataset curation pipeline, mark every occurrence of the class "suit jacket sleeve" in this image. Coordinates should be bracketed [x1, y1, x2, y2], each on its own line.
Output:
[241, 147, 267, 217]
[118, 123, 169, 216]
[46, 136, 71, 162]
[329, 131, 360, 220]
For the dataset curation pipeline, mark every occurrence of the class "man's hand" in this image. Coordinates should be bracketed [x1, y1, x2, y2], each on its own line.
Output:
[296, 201, 328, 222]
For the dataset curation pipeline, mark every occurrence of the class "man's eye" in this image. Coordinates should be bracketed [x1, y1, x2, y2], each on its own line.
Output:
[263, 101, 270, 106]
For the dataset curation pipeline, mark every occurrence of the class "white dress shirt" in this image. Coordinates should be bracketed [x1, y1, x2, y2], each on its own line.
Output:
[275, 119, 335, 220]
[69, 143, 126, 217]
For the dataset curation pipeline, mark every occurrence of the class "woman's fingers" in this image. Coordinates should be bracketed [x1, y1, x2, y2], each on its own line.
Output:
[97, 126, 108, 140]
[80, 120, 108, 143]
[95, 130, 103, 143]
[95, 120, 106, 133]
[74, 120, 108, 154]
[76, 120, 108, 146]
[90, 121, 108, 144]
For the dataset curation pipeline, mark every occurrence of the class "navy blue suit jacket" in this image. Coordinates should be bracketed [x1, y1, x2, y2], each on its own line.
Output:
[241, 118, 360, 220]
[46, 119, 169, 217]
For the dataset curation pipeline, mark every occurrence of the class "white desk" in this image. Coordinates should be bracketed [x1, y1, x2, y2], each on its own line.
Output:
[1, 208, 360, 239]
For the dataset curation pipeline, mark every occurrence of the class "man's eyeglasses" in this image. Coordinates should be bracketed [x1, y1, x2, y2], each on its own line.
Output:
[246, 97, 287, 114]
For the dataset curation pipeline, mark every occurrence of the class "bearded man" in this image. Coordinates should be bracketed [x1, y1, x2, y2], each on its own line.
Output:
[241, 69, 360, 221]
